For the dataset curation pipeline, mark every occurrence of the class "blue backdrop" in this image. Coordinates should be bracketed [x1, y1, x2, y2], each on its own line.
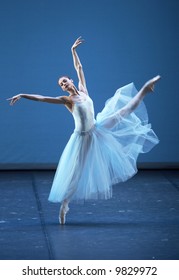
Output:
[0, 0, 178, 169]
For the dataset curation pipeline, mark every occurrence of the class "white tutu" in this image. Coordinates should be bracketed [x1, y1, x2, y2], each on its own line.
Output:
[48, 83, 159, 203]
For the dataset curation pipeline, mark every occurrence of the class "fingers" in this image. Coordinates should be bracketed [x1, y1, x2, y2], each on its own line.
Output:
[7, 98, 12, 100]
[72, 36, 85, 49]
[7, 97, 13, 105]
[7, 96, 18, 105]
[9, 98, 15, 106]
[77, 36, 85, 43]
[76, 36, 84, 42]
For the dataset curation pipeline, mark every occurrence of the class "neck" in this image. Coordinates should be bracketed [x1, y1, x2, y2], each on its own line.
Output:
[68, 86, 79, 96]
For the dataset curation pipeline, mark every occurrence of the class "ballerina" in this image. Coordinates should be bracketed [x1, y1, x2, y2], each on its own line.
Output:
[8, 37, 160, 225]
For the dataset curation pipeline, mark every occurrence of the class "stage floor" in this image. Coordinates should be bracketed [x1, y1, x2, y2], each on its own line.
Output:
[0, 169, 179, 260]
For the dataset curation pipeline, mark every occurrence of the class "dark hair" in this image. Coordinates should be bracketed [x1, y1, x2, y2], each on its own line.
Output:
[59, 75, 71, 80]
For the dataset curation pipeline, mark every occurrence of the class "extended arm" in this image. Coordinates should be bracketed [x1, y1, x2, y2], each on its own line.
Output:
[71, 37, 88, 94]
[8, 93, 67, 106]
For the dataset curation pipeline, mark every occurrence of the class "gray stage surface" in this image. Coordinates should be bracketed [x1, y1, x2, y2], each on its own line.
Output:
[0, 170, 179, 260]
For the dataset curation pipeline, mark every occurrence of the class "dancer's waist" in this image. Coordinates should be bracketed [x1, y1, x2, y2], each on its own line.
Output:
[74, 122, 96, 135]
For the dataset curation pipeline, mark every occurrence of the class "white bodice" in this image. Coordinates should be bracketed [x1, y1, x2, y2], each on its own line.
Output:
[72, 92, 95, 133]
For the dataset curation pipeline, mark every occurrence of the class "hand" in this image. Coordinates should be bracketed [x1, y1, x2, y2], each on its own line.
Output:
[71, 36, 84, 51]
[7, 94, 22, 106]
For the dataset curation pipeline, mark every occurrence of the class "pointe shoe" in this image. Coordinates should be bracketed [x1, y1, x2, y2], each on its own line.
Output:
[59, 204, 69, 225]
[144, 75, 161, 93]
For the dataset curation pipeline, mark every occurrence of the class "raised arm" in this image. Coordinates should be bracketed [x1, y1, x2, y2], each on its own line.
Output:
[71, 37, 88, 94]
[7, 93, 67, 106]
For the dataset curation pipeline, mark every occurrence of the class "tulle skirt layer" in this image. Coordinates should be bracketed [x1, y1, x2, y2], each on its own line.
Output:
[48, 83, 159, 203]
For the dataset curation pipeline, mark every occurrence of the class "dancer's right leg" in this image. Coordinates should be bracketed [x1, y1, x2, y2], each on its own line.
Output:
[119, 75, 161, 117]
[99, 75, 161, 130]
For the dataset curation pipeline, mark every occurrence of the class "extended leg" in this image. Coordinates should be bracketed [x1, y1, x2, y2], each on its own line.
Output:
[119, 75, 161, 117]
[100, 75, 161, 129]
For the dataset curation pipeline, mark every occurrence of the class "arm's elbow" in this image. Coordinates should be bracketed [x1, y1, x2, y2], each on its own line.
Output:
[77, 64, 82, 70]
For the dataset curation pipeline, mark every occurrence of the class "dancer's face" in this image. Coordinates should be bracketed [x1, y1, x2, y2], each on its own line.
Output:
[58, 77, 74, 92]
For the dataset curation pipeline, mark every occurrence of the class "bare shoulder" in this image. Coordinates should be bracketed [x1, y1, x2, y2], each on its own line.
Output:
[78, 81, 88, 95]
[56, 95, 68, 103]
[59, 96, 74, 112]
